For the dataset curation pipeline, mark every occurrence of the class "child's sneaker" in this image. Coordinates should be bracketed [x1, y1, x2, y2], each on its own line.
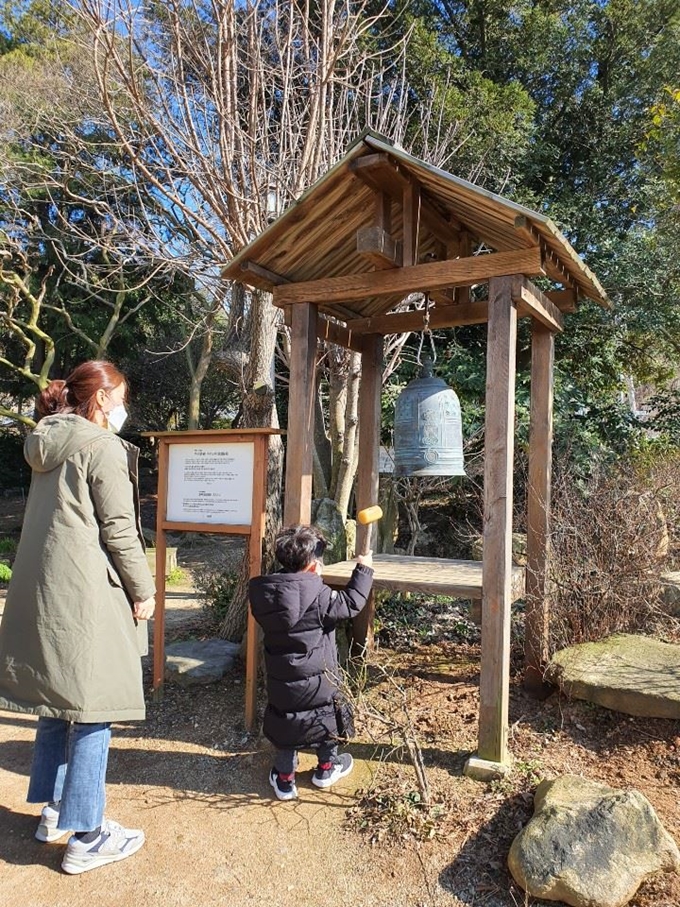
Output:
[269, 768, 298, 801]
[35, 802, 69, 843]
[312, 753, 354, 789]
[61, 819, 145, 874]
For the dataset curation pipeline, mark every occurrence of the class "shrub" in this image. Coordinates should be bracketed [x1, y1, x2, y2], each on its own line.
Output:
[0, 537, 18, 556]
[166, 566, 187, 586]
[0, 563, 12, 583]
[547, 456, 678, 651]
[193, 561, 239, 629]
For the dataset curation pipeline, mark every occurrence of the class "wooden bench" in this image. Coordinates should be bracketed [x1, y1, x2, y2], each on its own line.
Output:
[324, 553, 525, 599]
[323, 554, 526, 650]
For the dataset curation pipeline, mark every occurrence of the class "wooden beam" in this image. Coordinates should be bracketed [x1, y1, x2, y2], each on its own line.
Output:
[546, 288, 578, 314]
[240, 260, 289, 287]
[283, 303, 317, 525]
[514, 218, 578, 292]
[477, 275, 517, 766]
[345, 301, 489, 335]
[349, 152, 389, 172]
[514, 214, 541, 247]
[317, 314, 363, 352]
[245, 433, 268, 730]
[456, 231, 473, 306]
[524, 323, 554, 695]
[374, 189, 392, 233]
[356, 224, 401, 269]
[352, 334, 383, 656]
[542, 245, 576, 289]
[512, 277, 564, 332]
[273, 248, 545, 307]
[429, 289, 456, 306]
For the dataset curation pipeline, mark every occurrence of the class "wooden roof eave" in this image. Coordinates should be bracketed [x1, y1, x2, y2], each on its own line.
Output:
[361, 134, 611, 309]
[221, 140, 373, 287]
[222, 130, 610, 312]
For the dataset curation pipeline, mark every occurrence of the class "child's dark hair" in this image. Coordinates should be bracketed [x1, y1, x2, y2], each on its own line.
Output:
[275, 525, 327, 573]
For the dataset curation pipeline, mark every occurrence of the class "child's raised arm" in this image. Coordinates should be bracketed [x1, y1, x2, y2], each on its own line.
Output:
[318, 556, 374, 628]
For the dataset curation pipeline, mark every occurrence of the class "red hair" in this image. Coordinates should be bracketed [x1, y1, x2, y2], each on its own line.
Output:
[36, 360, 127, 422]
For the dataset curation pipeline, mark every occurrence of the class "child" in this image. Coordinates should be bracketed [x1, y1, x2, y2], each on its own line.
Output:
[249, 525, 374, 800]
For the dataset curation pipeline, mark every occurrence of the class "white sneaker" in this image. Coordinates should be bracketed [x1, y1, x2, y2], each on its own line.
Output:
[35, 803, 69, 843]
[61, 819, 145, 874]
[312, 753, 354, 789]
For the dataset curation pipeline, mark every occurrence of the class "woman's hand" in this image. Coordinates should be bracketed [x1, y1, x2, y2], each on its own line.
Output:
[133, 596, 156, 620]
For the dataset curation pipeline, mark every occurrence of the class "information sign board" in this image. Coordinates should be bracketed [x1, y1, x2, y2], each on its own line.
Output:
[166, 442, 254, 525]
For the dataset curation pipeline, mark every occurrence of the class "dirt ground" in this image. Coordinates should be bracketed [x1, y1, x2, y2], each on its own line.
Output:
[1, 494, 680, 907]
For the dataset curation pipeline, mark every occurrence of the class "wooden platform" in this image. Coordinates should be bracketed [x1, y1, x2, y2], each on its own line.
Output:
[323, 554, 525, 602]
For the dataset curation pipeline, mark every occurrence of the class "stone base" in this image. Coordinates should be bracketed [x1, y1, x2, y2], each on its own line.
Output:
[464, 755, 512, 781]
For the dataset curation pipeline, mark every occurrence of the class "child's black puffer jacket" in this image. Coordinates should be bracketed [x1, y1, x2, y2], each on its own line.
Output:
[249, 564, 373, 748]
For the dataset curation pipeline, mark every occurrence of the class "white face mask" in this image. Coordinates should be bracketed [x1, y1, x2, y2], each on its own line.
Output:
[107, 404, 128, 433]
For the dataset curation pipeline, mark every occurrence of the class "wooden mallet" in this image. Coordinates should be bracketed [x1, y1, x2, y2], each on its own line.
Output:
[357, 505, 383, 525]
[356, 505, 382, 559]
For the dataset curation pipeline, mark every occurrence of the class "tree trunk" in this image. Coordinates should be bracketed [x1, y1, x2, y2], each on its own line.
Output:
[219, 289, 283, 642]
[186, 305, 218, 430]
[334, 350, 362, 522]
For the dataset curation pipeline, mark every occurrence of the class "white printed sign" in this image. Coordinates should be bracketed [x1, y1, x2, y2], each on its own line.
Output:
[166, 442, 254, 524]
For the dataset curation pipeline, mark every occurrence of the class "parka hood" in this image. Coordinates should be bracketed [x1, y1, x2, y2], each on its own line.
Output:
[24, 414, 113, 473]
[249, 571, 324, 632]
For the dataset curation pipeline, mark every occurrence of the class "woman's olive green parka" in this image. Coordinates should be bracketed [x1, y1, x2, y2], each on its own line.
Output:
[0, 414, 155, 722]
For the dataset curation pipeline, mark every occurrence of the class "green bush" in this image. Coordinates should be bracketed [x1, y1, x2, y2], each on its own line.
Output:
[0, 537, 18, 556]
[0, 563, 12, 583]
[166, 566, 187, 586]
[193, 563, 239, 629]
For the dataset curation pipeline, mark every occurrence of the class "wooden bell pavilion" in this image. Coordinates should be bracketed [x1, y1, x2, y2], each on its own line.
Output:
[223, 131, 609, 778]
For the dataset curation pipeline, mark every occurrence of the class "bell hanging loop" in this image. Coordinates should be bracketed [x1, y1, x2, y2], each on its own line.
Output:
[416, 293, 436, 367]
[393, 346, 465, 478]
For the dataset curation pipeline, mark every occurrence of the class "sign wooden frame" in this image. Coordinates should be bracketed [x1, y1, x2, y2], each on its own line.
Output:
[144, 428, 281, 730]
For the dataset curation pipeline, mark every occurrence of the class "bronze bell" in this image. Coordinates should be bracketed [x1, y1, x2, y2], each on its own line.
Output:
[394, 355, 465, 477]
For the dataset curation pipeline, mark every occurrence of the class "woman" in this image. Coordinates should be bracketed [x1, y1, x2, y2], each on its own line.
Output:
[0, 360, 155, 874]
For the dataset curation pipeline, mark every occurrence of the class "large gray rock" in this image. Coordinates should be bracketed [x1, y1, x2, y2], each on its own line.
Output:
[660, 571, 680, 617]
[508, 775, 680, 907]
[545, 634, 680, 719]
[311, 498, 347, 563]
[165, 638, 240, 687]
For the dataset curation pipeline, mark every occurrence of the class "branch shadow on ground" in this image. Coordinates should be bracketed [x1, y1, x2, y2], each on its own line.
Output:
[0, 735, 470, 798]
[438, 792, 544, 907]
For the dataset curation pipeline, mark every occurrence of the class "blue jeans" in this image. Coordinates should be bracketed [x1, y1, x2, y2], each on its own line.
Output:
[27, 717, 111, 832]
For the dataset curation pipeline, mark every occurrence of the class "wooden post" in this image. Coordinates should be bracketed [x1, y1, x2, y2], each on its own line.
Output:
[475, 275, 517, 769]
[455, 230, 472, 305]
[524, 323, 554, 694]
[245, 434, 268, 731]
[152, 439, 169, 695]
[283, 303, 318, 525]
[352, 334, 382, 655]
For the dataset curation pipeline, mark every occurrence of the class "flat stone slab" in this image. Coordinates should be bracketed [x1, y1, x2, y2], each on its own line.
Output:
[546, 634, 680, 719]
[165, 638, 241, 687]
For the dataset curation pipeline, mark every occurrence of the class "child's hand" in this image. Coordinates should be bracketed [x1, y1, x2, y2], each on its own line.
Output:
[357, 550, 373, 567]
